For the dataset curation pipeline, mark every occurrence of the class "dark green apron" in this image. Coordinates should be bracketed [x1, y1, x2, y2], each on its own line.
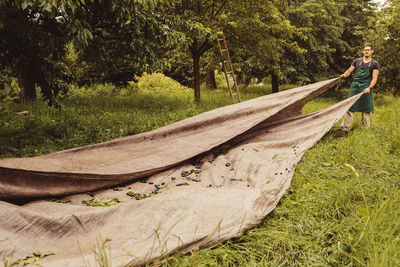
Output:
[348, 60, 374, 112]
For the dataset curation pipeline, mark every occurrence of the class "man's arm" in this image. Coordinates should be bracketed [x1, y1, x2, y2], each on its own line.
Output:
[363, 69, 379, 94]
[341, 66, 355, 78]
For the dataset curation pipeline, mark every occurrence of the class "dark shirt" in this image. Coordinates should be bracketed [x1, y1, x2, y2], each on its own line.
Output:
[351, 58, 380, 77]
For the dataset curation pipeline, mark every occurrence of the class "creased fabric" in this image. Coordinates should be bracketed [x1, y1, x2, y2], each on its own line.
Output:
[0, 78, 362, 266]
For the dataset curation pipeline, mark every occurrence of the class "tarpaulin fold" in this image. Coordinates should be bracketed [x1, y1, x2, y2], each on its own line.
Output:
[0, 78, 362, 266]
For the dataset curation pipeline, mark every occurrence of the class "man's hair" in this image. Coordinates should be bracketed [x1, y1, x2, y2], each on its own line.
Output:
[364, 43, 374, 50]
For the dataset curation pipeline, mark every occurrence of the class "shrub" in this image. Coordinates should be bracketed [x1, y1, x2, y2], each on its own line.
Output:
[64, 73, 191, 98]
[0, 76, 20, 101]
[129, 73, 191, 95]
[214, 71, 228, 89]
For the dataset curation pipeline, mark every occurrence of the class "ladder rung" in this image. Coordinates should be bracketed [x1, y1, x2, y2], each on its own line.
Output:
[218, 38, 225, 41]
[221, 49, 228, 52]
[232, 93, 238, 96]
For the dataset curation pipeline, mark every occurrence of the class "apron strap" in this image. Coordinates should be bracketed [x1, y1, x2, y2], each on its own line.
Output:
[359, 59, 373, 69]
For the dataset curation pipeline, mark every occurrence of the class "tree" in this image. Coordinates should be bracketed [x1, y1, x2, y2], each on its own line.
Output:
[0, 0, 177, 103]
[164, 0, 306, 99]
[67, 0, 177, 85]
[162, 40, 220, 89]
[163, 0, 232, 103]
[224, 0, 305, 93]
[331, 0, 378, 75]
[0, 0, 75, 103]
[281, 0, 346, 84]
[205, 69, 217, 89]
[367, 0, 400, 94]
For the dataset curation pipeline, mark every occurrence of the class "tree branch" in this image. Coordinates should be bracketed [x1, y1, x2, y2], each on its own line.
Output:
[212, 0, 228, 20]
[199, 38, 212, 55]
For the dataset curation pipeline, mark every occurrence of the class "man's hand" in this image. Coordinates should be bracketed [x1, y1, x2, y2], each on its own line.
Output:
[340, 73, 347, 78]
[363, 87, 371, 94]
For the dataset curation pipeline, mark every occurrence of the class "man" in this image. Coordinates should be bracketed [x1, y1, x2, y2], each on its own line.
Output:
[340, 43, 380, 133]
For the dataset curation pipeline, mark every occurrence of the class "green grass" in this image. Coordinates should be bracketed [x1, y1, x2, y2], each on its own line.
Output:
[163, 96, 400, 266]
[0, 84, 282, 158]
[1, 82, 399, 266]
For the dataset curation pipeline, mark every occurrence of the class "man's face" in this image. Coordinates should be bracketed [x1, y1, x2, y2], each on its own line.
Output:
[363, 46, 374, 58]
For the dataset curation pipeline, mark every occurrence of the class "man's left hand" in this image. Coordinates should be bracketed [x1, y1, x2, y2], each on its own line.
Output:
[364, 87, 371, 94]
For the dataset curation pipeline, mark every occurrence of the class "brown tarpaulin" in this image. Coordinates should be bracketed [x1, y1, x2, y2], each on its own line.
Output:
[0, 78, 362, 266]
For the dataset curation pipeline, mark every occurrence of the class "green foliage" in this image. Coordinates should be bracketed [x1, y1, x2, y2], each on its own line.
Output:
[162, 43, 197, 87]
[126, 191, 155, 200]
[64, 73, 191, 97]
[214, 71, 228, 89]
[3, 250, 58, 267]
[366, 0, 400, 95]
[227, 0, 305, 83]
[0, 0, 74, 103]
[82, 198, 121, 207]
[332, 0, 378, 73]
[0, 0, 179, 103]
[68, 0, 180, 85]
[164, 0, 229, 101]
[3, 0, 397, 105]
[0, 74, 19, 101]
[131, 73, 191, 95]
[282, 0, 345, 83]
[48, 198, 72, 204]
[161, 0, 382, 95]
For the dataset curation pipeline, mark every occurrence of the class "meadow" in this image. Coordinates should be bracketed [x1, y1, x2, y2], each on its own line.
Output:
[1, 75, 399, 266]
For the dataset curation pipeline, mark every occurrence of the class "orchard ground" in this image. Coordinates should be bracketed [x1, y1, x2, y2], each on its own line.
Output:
[1, 74, 399, 266]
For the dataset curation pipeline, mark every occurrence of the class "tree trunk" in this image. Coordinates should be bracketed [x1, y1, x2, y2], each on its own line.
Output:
[237, 73, 245, 84]
[205, 69, 216, 89]
[18, 65, 36, 100]
[190, 37, 212, 104]
[271, 72, 279, 93]
[192, 40, 201, 104]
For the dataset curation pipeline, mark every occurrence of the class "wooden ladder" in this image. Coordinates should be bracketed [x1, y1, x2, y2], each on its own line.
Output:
[216, 29, 241, 104]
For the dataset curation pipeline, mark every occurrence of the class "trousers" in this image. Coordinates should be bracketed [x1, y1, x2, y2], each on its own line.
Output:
[340, 111, 370, 132]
